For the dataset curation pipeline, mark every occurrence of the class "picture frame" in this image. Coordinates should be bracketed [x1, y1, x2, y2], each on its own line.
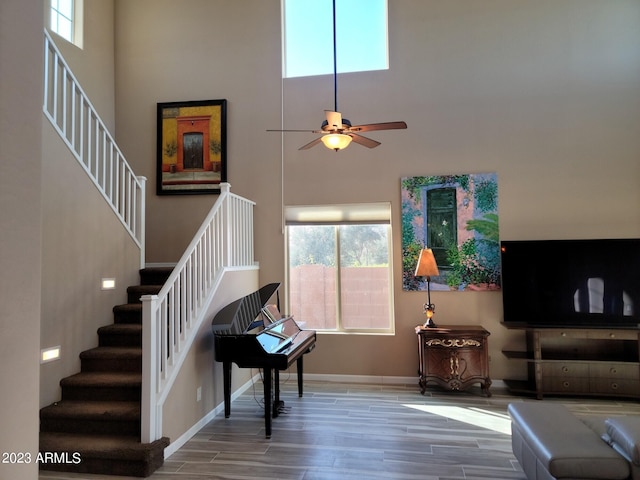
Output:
[401, 173, 501, 292]
[156, 99, 227, 195]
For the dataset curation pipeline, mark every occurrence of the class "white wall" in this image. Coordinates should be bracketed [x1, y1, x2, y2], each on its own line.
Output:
[113, 0, 640, 383]
[0, 0, 44, 478]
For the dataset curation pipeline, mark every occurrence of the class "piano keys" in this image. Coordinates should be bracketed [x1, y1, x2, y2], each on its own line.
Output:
[211, 283, 316, 438]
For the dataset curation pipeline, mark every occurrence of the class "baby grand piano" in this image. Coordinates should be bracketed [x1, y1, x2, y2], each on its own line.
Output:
[211, 283, 316, 438]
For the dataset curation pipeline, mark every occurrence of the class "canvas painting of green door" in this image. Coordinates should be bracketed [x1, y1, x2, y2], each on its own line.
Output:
[401, 174, 501, 292]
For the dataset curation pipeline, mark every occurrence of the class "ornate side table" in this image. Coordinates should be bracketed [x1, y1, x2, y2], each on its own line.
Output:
[415, 325, 491, 396]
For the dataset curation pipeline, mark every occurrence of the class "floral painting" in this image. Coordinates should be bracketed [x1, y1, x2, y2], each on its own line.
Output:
[401, 173, 501, 292]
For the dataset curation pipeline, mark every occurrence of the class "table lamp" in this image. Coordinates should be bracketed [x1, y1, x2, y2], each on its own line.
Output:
[415, 248, 439, 328]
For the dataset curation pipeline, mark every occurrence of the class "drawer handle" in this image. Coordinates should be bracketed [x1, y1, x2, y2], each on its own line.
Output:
[610, 333, 616, 338]
[611, 383, 619, 390]
[563, 381, 570, 388]
[561, 332, 567, 337]
[449, 355, 460, 376]
[610, 368, 618, 375]
[562, 366, 569, 373]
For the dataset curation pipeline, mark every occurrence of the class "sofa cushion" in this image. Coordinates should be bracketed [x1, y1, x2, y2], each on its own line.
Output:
[508, 402, 629, 479]
[606, 417, 640, 465]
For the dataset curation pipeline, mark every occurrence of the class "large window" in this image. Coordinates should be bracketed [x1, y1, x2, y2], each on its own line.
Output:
[285, 204, 394, 333]
[283, 0, 388, 78]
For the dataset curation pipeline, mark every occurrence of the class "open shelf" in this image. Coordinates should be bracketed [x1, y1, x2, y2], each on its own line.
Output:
[502, 350, 530, 360]
[502, 327, 640, 399]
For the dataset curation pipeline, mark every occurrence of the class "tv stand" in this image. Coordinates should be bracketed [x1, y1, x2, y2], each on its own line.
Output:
[502, 327, 640, 399]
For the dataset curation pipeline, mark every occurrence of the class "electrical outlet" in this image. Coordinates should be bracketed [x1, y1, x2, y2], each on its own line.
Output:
[196, 386, 202, 402]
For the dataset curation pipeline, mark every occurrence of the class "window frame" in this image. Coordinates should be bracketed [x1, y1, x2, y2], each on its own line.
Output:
[284, 203, 395, 334]
[49, 0, 83, 48]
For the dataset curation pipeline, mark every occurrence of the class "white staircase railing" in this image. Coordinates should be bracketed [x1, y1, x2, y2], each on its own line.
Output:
[43, 30, 146, 267]
[141, 183, 256, 443]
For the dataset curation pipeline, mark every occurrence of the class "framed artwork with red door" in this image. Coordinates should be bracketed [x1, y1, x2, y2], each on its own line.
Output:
[157, 99, 227, 195]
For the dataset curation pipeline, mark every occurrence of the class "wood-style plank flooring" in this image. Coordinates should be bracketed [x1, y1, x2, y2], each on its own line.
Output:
[40, 380, 640, 480]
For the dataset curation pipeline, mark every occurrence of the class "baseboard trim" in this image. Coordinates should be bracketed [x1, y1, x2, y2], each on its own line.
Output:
[303, 374, 506, 389]
[304, 373, 418, 385]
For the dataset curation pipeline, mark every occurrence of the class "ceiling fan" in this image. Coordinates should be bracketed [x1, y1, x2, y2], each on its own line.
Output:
[267, 0, 407, 151]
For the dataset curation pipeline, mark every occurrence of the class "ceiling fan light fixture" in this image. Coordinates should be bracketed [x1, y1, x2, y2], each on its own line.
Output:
[321, 133, 352, 151]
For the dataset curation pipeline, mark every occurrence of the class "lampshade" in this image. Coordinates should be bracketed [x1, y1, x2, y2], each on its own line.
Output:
[321, 133, 352, 151]
[414, 248, 439, 277]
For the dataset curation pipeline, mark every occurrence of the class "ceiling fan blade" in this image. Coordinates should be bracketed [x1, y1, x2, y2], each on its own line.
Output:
[298, 137, 324, 150]
[325, 110, 343, 130]
[349, 133, 381, 149]
[266, 129, 316, 132]
[349, 121, 408, 133]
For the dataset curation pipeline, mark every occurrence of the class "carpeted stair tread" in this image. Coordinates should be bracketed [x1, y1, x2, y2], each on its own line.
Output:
[98, 323, 142, 347]
[80, 346, 142, 372]
[127, 284, 163, 303]
[112, 303, 142, 324]
[40, 432, 169, 459]
[61, 371, 141, 388]
[139, 267, 173, 286]
[128, 284, 162, 294]
[39, 432, 170, 477]
[61, 372, 141, 402]
[40, 401, 140, 435]
[80, 346, 142, 360]
[98, 323, 142, 335]
[40, 400, 139, 421]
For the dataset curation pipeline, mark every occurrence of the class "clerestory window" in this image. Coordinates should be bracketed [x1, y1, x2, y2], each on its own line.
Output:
[282, 0, 388, 78]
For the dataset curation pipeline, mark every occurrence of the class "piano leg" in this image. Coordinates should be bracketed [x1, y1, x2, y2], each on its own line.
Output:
[297, 356, 304, 397]
[222, 361, 232, 418]
[263, 368, 273, 438]
[273, 369, 282, 418]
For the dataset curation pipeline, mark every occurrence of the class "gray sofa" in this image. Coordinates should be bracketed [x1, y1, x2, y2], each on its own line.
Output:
[508, 402, 640, 480]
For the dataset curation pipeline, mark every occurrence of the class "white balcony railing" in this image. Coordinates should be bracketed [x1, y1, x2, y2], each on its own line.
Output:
[141, 184, 256, 443]
[43, 30, 146, 267]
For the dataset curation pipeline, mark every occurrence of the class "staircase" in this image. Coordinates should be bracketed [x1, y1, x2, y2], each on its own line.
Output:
[39, 267, 172, 477]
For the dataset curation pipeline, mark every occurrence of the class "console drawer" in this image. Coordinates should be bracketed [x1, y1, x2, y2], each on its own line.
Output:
[590, 377, 640, 396]
[542, 376, 589, 393]
[541, 362, 589, 377]
[589, 363, 639, 379]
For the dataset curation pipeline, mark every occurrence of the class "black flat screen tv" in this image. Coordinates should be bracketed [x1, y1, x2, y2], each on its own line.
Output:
[500, 238, 640, 329]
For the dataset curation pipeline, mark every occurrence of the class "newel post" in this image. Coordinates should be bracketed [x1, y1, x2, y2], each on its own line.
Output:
[141, 294, 159, 443]
[220, 183, 231, 267]
[138, 176, 147, 270]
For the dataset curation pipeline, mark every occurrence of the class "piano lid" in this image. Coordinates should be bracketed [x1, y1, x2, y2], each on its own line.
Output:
[211, 283, 280, 335]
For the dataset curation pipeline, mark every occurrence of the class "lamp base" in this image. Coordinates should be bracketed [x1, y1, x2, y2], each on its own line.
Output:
[423, 317, 437, 328]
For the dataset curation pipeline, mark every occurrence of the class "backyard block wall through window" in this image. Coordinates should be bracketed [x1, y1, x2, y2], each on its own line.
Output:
[289, 265, 390, 330]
